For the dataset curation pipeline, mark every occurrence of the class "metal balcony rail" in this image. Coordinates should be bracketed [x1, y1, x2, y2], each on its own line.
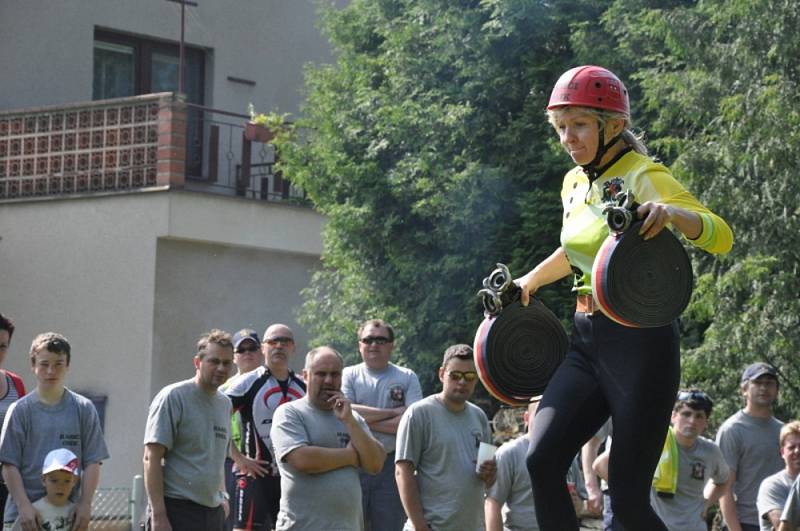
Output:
[183, 103, 309, 205]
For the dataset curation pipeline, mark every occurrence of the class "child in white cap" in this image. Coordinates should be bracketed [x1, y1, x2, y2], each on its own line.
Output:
[10, 448, 80, 531]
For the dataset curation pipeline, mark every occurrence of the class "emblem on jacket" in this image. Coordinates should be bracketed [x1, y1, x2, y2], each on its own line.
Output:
[601, 178, 625, 203]
[389, 384, 405, 406]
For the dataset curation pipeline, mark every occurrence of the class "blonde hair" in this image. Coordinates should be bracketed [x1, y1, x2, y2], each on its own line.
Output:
[780, 420, 800, 447]
[547, 106, 648, 156]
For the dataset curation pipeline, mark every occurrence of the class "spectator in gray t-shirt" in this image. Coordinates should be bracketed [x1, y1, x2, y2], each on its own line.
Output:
[717, 362, 784, 531]
[395, 344, 496, 531]
[143, 329, 235, 531]
[0, 332, 109, 531]
[271, 346, 385, 531]
[779, 476, 800, 531]
[342, 319, 423, 531]
[650, 390, 729, 531]
[757, 421, 800, 531]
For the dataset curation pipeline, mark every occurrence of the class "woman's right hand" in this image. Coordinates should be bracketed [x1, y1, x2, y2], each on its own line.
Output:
[514, 272, 539, 307]
[514, 247, 573, 306]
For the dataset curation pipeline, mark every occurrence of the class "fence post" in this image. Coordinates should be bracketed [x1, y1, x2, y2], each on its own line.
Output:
[131, 474, 146, 530]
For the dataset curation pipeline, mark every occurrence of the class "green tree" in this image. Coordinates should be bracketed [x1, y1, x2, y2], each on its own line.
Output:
[595, 0, 800, 425]
[278, 0, 610, 397]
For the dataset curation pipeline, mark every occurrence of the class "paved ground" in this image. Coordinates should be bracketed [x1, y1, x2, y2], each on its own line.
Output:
[580, 516, 604, 530]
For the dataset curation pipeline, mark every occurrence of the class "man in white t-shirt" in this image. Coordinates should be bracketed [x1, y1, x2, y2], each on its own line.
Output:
[757, 421, 800, 531]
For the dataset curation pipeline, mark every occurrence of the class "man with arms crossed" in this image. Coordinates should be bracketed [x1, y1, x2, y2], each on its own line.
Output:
[143, 329, 234, 531]
[271, 346, 385, 531]
[395, 344, 496, 531]
[342, 319, 422, 531]
[650, 390, 729, 531]
[757, 421, 800, 531]
[717, 363, 784, 531]
[0, 332, 108, 531]
[225, 324, 305, 530]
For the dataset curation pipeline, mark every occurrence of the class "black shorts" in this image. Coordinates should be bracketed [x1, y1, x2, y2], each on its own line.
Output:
[146, 497, 224, 531]
[232, 474, 280, 530]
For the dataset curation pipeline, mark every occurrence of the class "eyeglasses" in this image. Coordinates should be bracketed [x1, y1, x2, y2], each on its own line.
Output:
[360, 336, 391, 345]
[447, 370, 479, 382]
[265, 337, 293, 346]
[236, 345, 260, 354]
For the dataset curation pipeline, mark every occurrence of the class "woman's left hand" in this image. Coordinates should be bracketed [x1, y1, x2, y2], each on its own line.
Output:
[636, 201, 674, 240]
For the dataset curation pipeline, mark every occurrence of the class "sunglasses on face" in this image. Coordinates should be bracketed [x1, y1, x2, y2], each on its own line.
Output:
[447, 370, 479, 382]
[265, 337, 293, 346]
[677, 390, 709, 402]
[677, 390, 713, 410]
[236, 345, 260, 354]
[360, 336, 391, 345]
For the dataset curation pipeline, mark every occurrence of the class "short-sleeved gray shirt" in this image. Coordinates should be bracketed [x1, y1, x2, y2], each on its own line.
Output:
[650, 436, 730, 531]
[757, 470, 795, 531]
[395, 395, 492, 531]
[271, 396, 371, 531]
[342, 362, 423, 451]
[143, 379, 232, 508]
[0, 389, 110, 523]
[487, 435, 539, 531]
[716, 411, 783, 525]
[780, 476, 800, 528]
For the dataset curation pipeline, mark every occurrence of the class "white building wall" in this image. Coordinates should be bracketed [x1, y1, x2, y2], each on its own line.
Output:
[0, 190, 324, 487]
[0, 0, 337, 116]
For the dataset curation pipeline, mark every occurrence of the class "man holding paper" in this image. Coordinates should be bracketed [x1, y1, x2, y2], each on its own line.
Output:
[395, 344, 496, 531]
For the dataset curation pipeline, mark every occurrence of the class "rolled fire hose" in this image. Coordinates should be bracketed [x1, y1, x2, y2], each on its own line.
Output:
[592, 191, 694, 327]
[474, 264, 568, 405]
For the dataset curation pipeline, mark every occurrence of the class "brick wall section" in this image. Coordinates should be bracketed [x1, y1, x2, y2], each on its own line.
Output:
[156, 93, 186, 188]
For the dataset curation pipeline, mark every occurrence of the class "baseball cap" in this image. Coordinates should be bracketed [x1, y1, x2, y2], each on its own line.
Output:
[232, 329, 260, 350]
[741, 362, 778, 384]
[42, 448, 80, 476]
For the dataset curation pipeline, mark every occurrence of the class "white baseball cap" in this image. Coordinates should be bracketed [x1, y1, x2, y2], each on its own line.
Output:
[42, 448, 80, 476]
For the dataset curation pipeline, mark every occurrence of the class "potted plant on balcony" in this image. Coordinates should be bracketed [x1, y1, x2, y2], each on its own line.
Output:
[244, 104, 287, 143]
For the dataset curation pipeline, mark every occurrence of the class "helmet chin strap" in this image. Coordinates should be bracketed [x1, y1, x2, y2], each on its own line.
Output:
[581, 124, 624, 182]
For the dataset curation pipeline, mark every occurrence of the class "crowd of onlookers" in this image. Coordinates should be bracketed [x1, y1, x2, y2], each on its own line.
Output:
[0, 311, 798, 531]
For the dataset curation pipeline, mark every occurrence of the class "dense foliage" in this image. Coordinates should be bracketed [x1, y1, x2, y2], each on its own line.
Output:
[277, 0, 799, 426]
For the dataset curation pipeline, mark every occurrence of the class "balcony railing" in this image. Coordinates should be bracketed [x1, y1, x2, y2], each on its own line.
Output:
[183, 104, 307, 204]
[0, 93, 308, 206]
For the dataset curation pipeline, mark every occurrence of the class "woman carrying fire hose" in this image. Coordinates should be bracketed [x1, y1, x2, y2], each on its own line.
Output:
[515, 66, 733, 530]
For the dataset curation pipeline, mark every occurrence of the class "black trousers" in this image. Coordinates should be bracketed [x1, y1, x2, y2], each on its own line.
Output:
[526, 311, 680, 531]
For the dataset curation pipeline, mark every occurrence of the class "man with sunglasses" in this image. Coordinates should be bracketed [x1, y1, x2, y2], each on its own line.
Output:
[395, 344, 496, 531]
[342, 319, 423, 531]
[717, 363, 784, 531]
[225, 324, 306, 531]
[650, 390, 730, 531]
[220, 329, 264, 531]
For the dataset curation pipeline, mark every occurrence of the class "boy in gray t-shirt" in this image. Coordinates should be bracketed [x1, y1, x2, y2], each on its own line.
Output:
[756, 421, 800, 531]
[650, 390, 729, 531]
[0, 333, 109, 530]
[780, 476, 800, 531]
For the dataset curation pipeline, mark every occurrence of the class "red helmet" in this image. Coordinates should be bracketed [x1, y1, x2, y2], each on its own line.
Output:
[547, 65, 630, 116]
